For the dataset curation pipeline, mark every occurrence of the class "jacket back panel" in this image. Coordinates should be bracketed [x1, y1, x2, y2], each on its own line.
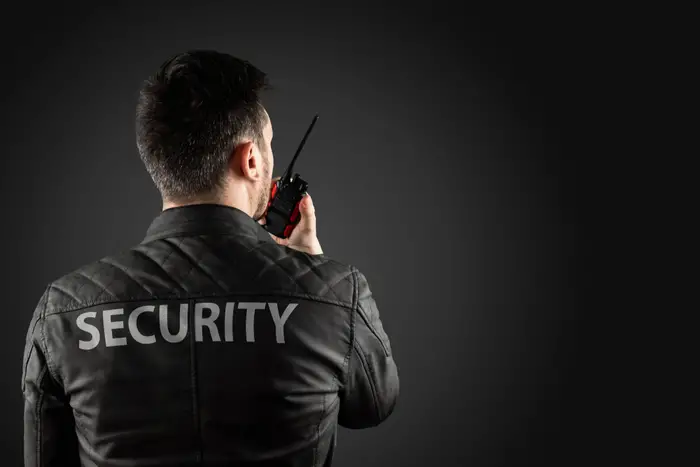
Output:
[42, 233, 356, 466]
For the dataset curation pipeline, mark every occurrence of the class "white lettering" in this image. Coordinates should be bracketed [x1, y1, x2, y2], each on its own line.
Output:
[129, 305, 156, 344]
[77, 311, 100, 350]
[224, 302, 235, 342]
[195, 302, 220, 342]
[104, 308, 127, 347]
[239, 302, 266, 342]
[76, 301, 299, 349]
[268, 303, 298, 343]
[159, 303, 188, 343]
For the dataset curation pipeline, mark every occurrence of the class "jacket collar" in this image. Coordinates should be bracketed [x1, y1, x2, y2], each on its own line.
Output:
[141, 203, 276, 245]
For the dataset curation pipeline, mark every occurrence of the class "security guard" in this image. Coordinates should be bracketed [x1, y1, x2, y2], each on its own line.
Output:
[21, 50, 399, 466]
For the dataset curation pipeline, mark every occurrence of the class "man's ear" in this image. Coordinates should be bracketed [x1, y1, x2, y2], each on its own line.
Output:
[232, 141, 258, 180]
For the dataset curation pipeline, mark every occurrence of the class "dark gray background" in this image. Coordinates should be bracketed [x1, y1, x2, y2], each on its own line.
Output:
[0, 2, 599, 466]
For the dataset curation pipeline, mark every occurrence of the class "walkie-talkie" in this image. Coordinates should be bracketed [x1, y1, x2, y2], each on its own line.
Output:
[263, 114, 319, 239]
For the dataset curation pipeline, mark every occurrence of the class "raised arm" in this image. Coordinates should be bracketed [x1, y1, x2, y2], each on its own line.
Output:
[338, 269, 400, 429]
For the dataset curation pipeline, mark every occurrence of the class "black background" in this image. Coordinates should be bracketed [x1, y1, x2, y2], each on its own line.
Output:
[0, 2, 606, 466]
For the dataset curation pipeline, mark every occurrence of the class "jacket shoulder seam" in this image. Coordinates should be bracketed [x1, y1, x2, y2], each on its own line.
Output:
[43, 290, 354, 316]
[22, 285, 50, 394]
[353, 338, 381, 423]
[341, 268, 359, 388]
[35, 365, 48, 464]
[357, 301, 391, 357]
[39, 289, 63, 389]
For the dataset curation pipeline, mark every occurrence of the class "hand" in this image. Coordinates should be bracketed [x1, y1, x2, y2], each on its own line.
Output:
[258, 178, 324, 255]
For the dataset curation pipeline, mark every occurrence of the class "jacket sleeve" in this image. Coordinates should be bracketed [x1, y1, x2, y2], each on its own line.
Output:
[338, 268, 400, 429]
[22, 286, 80, 466]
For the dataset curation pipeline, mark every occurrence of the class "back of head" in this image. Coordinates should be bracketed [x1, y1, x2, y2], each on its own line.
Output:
[135, 50, 270, 203]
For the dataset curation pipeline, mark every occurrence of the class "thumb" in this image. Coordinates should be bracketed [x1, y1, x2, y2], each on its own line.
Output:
[298, 194, 316, 232]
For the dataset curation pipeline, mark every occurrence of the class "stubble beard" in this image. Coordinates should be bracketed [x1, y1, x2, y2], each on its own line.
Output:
[252, 154, 272, 222]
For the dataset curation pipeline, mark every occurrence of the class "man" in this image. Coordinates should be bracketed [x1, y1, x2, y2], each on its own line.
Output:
[21, 50, 399, 466]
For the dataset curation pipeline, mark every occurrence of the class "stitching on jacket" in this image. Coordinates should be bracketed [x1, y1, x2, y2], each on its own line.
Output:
[93, 271, 130, 302]
[281, 261, 316, 289]
[250, 242, 300, 286]
[300, 265, 345, 302]
[40, 294, 62, 388]
[72, 257, 127, 300]
[254, 246, 307, 293]
[49, 235, 355, 310]
[98, 258, 155, 296]
[351, 269, 359, 319]
[251, 241, 347, 302]
[284, 251, 352, 303]
[175, 258, 198, 293]
[70, 268, 96, 299]
[252, 256, 287, 283]
[48, 282, 82, 306]
[22, 286, 47, 394]
[44, 291, 353, 316]
[164, 237, 229, 294]
[149, 241, 194, 294]
[353, 339, 381, 423]
[187, 298, 202, 464]
[250, 251, 347, 303]
[299, 263, 339, 300]
[35, 365, 47, 465]
[75, 270, 118, 303]
[22, 344, 35, 395]
[204, 235, 353, 304]
[197, 234, 246, 275]
[341, 270, 359, 388]
[357, 301, 391, 357]
[317, 269, 353, 302]
[131, 247, 184, 292]
[312, 391, 327, 467]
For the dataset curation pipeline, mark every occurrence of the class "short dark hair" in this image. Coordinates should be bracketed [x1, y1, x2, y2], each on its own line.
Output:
[135, 50, 270, 201]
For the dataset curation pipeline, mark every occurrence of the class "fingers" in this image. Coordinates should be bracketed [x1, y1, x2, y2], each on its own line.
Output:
[259, 185, 320, 255]
[257, 217, 288, 246]
[298, 194, 316, 233]
[285, 193, 323, 255]
[271, 234, 288, 246]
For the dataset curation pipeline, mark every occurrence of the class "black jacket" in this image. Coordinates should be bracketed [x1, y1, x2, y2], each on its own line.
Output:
[21, 204, 399, 466]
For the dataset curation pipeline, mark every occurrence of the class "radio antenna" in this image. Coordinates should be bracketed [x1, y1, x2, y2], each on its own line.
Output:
[281, 114, 319, 184]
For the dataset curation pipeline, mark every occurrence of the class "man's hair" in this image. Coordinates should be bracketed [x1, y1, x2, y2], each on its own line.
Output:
[135, 50, 270, 201]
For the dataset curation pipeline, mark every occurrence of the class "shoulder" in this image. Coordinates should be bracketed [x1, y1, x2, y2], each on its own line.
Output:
[43, 239, 365, 313]
[249, 242, 360, 308]
[44, 247, 153, 315]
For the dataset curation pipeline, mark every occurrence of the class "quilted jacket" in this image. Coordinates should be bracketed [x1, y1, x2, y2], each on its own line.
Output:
[21, 203, 399, 466]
